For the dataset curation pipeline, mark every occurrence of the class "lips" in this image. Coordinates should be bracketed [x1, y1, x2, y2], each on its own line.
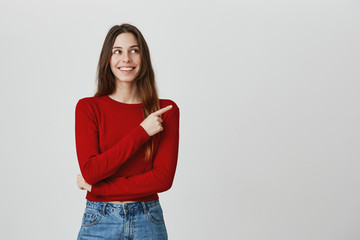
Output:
[119, 66, 135, 70]
[117, 66, 136, 74]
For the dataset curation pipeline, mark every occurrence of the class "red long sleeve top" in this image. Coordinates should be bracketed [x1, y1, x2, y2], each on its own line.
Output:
[75, 95, 180, 202]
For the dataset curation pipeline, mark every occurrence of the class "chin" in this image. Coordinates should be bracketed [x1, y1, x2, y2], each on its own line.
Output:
[117, 77, 136, 82]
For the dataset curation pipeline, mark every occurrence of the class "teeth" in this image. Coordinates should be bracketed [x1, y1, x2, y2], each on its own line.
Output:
[119, 67, 135, 71]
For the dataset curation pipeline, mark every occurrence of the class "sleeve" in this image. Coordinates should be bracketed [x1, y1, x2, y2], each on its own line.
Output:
[90, 104, 180, 198]
[75, 98, 151, 185]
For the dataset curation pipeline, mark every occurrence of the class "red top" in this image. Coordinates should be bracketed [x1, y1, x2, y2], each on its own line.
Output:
[75, 95, 180, 202]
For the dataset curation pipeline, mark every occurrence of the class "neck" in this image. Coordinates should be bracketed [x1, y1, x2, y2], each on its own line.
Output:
[109, 81, 142, 104]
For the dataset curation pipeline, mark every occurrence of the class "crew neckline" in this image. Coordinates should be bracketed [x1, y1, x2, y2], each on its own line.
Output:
[104, 95, 143, 107]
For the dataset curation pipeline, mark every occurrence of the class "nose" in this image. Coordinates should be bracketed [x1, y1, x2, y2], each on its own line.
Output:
[121, 52, 130, 62]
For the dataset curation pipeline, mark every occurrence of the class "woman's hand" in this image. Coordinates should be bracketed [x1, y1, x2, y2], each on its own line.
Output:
[140, 105, 173, 136]
[77, 174, 92, 192]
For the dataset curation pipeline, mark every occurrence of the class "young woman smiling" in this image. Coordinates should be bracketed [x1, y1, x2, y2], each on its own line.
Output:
[75, 23, 180, 240]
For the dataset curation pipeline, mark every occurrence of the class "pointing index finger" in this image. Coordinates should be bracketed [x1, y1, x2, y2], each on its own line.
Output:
[152, 105, 173, 116]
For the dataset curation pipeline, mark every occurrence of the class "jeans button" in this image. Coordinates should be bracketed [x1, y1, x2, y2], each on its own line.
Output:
[124, 205, 128, 210]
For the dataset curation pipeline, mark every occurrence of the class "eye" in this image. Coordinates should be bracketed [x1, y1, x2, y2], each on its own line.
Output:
[114, 50, 121, 54]
[131, 49, 139, 53]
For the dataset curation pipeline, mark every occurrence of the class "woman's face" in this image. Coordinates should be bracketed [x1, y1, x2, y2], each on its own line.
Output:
[110, 32, 141, 83]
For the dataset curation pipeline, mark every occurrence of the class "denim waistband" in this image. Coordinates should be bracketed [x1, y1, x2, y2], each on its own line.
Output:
[85, 199, 160, 215]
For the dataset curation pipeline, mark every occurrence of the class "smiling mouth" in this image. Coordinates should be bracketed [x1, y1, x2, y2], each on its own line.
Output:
[119, 67, 135, 70]
[118, 67, 136, 74]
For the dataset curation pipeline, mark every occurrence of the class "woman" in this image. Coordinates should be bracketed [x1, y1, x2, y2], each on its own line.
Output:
[75, 23, 180, 239]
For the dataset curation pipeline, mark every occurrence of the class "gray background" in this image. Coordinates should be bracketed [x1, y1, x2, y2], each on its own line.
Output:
[1, 0, 359, 239]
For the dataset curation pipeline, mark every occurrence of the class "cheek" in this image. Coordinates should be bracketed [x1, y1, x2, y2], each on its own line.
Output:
[135, 55, 141, 65]
[110, 56, 117, 66]
[110, 57, 118, 73]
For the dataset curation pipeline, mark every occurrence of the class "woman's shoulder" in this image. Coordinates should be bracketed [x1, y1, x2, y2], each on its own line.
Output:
[159, 98, 180, 120]
[76, 96, 104, 105]
[159, 98, 179, 110]
[75, 96, 105, 113]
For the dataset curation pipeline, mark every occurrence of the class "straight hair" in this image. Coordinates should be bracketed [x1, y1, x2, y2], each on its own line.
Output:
[94, 23, 160, 163]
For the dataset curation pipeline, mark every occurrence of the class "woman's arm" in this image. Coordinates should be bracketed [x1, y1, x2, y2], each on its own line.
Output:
[89, 104, 180, 198]
[75, 98, 151, 185]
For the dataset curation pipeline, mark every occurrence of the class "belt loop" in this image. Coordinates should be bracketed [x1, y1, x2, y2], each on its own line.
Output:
[102, 202, 108, 215]
[141, 201, 148, 214]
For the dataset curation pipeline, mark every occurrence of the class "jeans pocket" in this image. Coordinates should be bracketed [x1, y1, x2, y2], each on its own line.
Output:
[81, 207, 103, 227]
[146, 203, 165, 225]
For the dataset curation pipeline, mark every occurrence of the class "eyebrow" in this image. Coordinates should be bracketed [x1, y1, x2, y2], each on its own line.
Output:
[112, 45, 139, 49]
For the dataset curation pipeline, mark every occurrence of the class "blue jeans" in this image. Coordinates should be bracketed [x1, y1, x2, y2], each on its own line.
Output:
[77, 200, 168, 240]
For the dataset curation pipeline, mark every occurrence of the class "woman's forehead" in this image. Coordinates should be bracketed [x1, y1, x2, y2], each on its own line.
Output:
[113, 33, 138, 48]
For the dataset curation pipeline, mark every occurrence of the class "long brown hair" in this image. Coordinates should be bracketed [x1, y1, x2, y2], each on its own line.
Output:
[94, 23, 160, 162]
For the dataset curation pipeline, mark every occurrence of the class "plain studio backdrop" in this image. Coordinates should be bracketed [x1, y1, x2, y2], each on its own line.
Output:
[1, 0, 359, 239]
